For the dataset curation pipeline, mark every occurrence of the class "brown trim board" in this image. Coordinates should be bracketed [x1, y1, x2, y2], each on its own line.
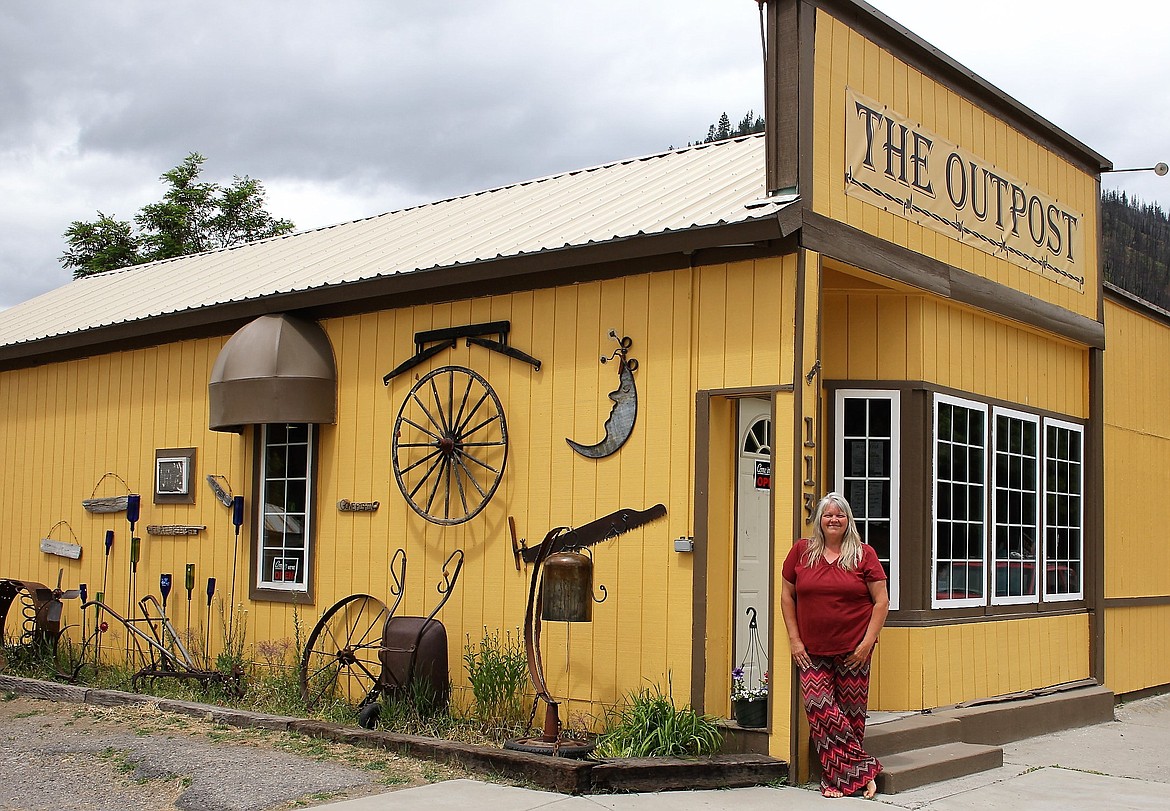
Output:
[1087, 348, 1106, 684]
[764, 0, 801, 193]
[797, 0, 816, 201]
[1104, 596, 1170, 608]
[801, 211, 1105, 348]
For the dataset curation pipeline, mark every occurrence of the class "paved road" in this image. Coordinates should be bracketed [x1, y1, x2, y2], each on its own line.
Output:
[0, 695, 470, 811]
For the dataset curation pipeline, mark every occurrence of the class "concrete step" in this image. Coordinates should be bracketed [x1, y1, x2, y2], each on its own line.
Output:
[865, 714, 962, 758]
[876, 741, 1004, 794]
[949, 684, 1115, 744]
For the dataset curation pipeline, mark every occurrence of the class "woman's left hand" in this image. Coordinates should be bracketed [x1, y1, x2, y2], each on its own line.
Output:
[844, 639, 874, 668]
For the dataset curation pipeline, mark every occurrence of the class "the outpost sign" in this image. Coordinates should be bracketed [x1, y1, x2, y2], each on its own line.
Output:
[845, 88, 1085, 293]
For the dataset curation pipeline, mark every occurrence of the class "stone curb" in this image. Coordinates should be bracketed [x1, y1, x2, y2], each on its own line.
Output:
[0, 674, 787, 794]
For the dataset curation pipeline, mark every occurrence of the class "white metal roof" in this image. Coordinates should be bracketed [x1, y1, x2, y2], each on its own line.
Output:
[0, 134, 776, 350]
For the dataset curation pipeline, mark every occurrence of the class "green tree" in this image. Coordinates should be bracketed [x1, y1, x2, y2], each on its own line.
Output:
[61, 152, 295, 278]
[60, 213, 141, 278]
[701, 110, 765, 144]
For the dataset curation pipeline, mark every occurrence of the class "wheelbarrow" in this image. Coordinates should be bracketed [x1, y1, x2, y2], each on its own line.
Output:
[299, 548, 463, 727]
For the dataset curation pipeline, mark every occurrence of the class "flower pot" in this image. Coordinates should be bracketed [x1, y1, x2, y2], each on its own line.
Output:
[733, 696, 768, 728]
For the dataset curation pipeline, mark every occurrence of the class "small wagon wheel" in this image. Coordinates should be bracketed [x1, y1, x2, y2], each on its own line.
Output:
[300, 594, 389, 710]
[391, 365, 509, 525]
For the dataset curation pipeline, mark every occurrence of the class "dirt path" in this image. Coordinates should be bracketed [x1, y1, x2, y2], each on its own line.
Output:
[0, 695, 472, 811]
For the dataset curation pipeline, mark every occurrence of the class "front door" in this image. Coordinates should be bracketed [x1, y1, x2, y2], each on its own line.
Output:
[735, 398, 771, 691]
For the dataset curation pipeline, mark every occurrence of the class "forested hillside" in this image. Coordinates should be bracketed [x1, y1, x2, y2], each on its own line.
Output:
[1102, 190, 1170, 310]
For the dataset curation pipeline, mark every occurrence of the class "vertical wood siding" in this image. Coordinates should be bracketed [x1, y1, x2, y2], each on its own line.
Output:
[812, 10, 1100, 323]
[1105, 606, 1170, 696]
[0, 336, 247, 649]
[824, 286, 1088, 417]
[1102, 297, 1170, 694]
[870, 615, 1089, 710]
[0, 256, 797, 721]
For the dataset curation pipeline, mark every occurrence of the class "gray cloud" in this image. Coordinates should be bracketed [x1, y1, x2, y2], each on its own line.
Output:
[2, 1, 1167, 309]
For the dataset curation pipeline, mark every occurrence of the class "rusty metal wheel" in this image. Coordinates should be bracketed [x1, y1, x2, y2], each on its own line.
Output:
[300, 594, 389, 710]
[391, 365, 508, 525]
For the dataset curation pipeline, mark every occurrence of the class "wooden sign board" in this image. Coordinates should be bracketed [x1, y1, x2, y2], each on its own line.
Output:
[146, 525, 206, 536]
[41, 538, 82, 560]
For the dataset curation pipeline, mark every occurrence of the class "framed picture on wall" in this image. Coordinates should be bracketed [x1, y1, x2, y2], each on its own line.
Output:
[155, 447, 196, 504]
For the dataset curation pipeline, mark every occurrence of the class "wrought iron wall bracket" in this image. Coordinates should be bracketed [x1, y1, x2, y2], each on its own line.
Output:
[383, 320, 542, 384]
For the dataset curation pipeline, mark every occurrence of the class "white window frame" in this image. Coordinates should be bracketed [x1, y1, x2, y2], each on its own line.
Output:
[257, 423, 314, 592]
[1043, 418, 1085, 602]
[990, 407, 1041, 606]
[930, 393, 1086, 610]
[931, 394, 989, 609]
[834, 389, 901, 610]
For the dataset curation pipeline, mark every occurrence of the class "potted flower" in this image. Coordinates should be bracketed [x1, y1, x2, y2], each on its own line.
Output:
[731, 667, 769, 728]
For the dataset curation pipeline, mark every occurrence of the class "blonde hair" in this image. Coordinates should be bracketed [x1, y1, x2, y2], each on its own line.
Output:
[805, 492, 864, 571]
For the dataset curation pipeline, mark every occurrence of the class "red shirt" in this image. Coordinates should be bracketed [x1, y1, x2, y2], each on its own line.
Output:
[782, 539, 887, 656]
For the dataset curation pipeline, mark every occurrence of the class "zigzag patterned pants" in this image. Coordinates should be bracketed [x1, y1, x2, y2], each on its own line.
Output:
[799, 653, 882, 795]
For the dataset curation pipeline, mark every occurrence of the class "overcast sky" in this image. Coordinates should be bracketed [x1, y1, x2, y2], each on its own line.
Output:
[2, 1, 1167, 310]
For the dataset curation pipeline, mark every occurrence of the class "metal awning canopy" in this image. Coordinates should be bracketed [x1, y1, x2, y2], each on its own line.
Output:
[208, 313, 336, 433]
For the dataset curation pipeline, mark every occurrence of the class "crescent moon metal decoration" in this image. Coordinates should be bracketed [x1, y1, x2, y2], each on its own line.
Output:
[566, 331, 639, 459]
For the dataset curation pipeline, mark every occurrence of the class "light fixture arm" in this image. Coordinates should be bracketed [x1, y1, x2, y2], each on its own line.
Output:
[1103, 162, 1168, 176]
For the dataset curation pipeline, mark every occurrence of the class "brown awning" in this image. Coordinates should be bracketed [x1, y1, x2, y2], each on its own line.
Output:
[209, 313, 337, 433]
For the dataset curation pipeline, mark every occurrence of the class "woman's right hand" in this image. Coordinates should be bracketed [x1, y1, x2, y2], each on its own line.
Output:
[790, 639, 811, 670]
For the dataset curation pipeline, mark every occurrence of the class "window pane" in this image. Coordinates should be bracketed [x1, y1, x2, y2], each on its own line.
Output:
[846, 439, 867, 476]
[844, 399, 866, 436]
[265, 480, 286, 512]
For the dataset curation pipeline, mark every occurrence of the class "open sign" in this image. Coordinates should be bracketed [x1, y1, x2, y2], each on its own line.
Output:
[755, 460, 771, 490]
[272, 557, 300, 582]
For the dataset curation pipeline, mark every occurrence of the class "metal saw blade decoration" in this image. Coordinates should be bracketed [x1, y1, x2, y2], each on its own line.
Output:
[566, 331, 638, 459]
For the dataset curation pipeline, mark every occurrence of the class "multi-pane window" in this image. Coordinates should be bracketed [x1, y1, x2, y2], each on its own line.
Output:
[992, 410, 1040, 604]
[258, 423, 313, 590]
[835, 390, 900, 609]
[1044, 419, 1084, 600]
[933, 396, 987, 607]
[932, 395, 1084, 608]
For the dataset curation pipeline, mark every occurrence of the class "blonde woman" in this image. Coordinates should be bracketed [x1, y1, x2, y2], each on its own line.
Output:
[781, 492, 889, 799]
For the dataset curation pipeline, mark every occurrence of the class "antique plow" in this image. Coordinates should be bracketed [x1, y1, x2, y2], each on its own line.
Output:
[78, 594, 244, 696]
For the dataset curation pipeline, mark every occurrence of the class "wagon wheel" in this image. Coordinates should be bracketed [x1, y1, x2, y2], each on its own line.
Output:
[391, 365, 508, 525]
[300, 594, 389, 710]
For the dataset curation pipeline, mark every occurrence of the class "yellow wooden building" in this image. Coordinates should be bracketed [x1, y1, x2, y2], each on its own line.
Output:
[1, 0, 1167, 775]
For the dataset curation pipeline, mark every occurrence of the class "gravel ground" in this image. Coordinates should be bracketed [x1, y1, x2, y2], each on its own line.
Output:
[0, 695, 472, 811]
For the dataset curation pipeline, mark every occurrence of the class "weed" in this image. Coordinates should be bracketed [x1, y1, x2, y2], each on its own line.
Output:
[462, 627, 529, 732]
[215, 598, 249, 678]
